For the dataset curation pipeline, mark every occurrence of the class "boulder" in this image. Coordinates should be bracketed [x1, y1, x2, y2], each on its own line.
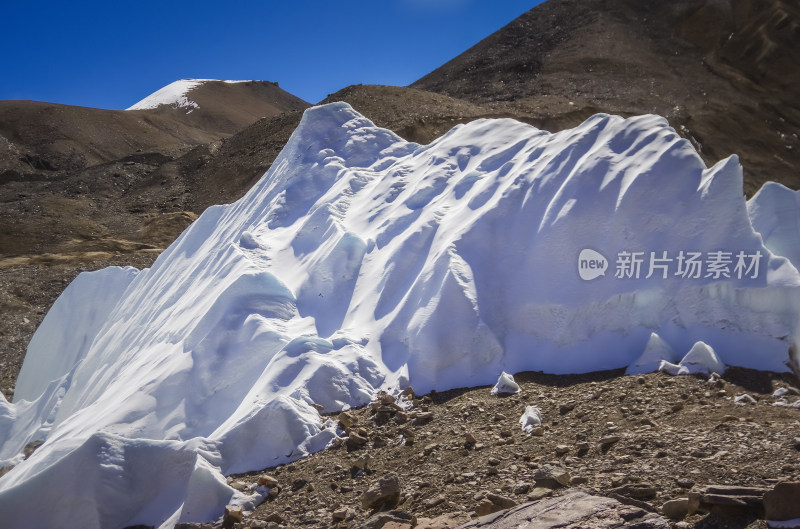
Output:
[764, 482, 800, 522]
[459, 490, 670, 528]
[361, 473, 402, 511]
[533, 465, 570, 488]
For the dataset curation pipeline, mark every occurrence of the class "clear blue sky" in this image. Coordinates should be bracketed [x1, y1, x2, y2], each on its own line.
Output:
[1, 1, 541, 110]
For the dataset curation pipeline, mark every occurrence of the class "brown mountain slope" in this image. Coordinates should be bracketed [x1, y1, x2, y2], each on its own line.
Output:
[0, 81, 311, 395]
[0, 80, 309, 180]
[413, 0, 800, 195]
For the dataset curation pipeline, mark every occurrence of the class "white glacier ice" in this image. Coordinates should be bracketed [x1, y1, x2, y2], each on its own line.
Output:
[658, 341, 726, 376]
[625, 332, 680, 375]
[748, 181, 800, 271]
[491, 372, 521, 395]
[2, 103, 800, 528]
[519, 406, 543, 434]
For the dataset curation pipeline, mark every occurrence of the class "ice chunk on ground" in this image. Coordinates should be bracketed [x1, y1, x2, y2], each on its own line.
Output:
[519, 406, 543, 434]
[734, 394, 758, 405]
[491, 372, 521, 395]
[679, 342, 726, 375]
[660, 341, 726, 376]
[626, 333, 680, 375]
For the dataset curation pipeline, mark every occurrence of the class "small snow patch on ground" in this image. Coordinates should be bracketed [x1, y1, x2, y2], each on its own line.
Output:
[519, 406, 542, 434]
[491, 372, 521, 395]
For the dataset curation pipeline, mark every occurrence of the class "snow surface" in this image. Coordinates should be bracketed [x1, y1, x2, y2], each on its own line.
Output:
[748, 181, 800, 271]
[126, 79, 252, 111]
[2, 103, 800, 528]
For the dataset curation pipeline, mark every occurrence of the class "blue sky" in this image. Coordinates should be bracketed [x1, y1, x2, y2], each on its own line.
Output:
[1, 1, 541, 110]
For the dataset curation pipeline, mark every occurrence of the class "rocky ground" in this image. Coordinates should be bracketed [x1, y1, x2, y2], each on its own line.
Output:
[167, 368, 800, 529]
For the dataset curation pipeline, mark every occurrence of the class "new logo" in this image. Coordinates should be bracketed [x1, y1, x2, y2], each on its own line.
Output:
[578, 249, 608, 281]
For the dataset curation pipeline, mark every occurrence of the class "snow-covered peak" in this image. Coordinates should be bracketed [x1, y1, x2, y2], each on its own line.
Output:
[126, 79, 253, 111]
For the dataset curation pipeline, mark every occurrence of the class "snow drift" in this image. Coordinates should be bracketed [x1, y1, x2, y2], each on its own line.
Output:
[2, 103, 800, 528]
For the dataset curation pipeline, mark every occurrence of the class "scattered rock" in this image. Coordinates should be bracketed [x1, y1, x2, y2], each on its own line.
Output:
[229, 480, 249, 492]
[400, 387, 414, 399]
[611, 483, 657, 500]
[555, 444, 570, 455]
[764, 482, 800, 522]
[460, 490, 670, 528]
[411, 411, 434, 425]
[526, 487, 554, 501]
[361, 472, 402, 511]
[262, 513, 283, 524]
[599, 435, 621, 449]
[415, 511, 471, 529]
[352, 454, 372, 471]
[533, 465, 570, 488]
[422, 494, 446, 508]
[688, 484, 768, 516]
[382, 522, 413, 529]
[423, 443, 439, 455]
[222, 505, 242, 527]
[378, 392, 396, 406]
[359, 510, 415, 529]
[475, 493, 516, 516]
[338, 411, 357, 429]
[0, 465, 14, 479]
[512, 482, 530, 495]
[661, 498, 690, 519]
[332, 506, 356, 522]
[23, 440, 43, 459]
[290, 477, 307, 491]
[346, 432, 369, 450]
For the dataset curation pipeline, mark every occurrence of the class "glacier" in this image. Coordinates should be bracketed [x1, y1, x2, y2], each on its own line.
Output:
[1, 102, 800, 528]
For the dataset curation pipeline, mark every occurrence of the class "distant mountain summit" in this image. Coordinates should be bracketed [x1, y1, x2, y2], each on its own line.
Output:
[125, 79, 308, 136]
[127, 79, 232, 111]
[413, 0, 800, 194]
[0, 79, 308, 174]
[0, 78, 309, 265]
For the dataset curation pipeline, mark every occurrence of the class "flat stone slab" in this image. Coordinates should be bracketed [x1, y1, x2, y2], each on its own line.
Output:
[458, 489, 670, 528]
